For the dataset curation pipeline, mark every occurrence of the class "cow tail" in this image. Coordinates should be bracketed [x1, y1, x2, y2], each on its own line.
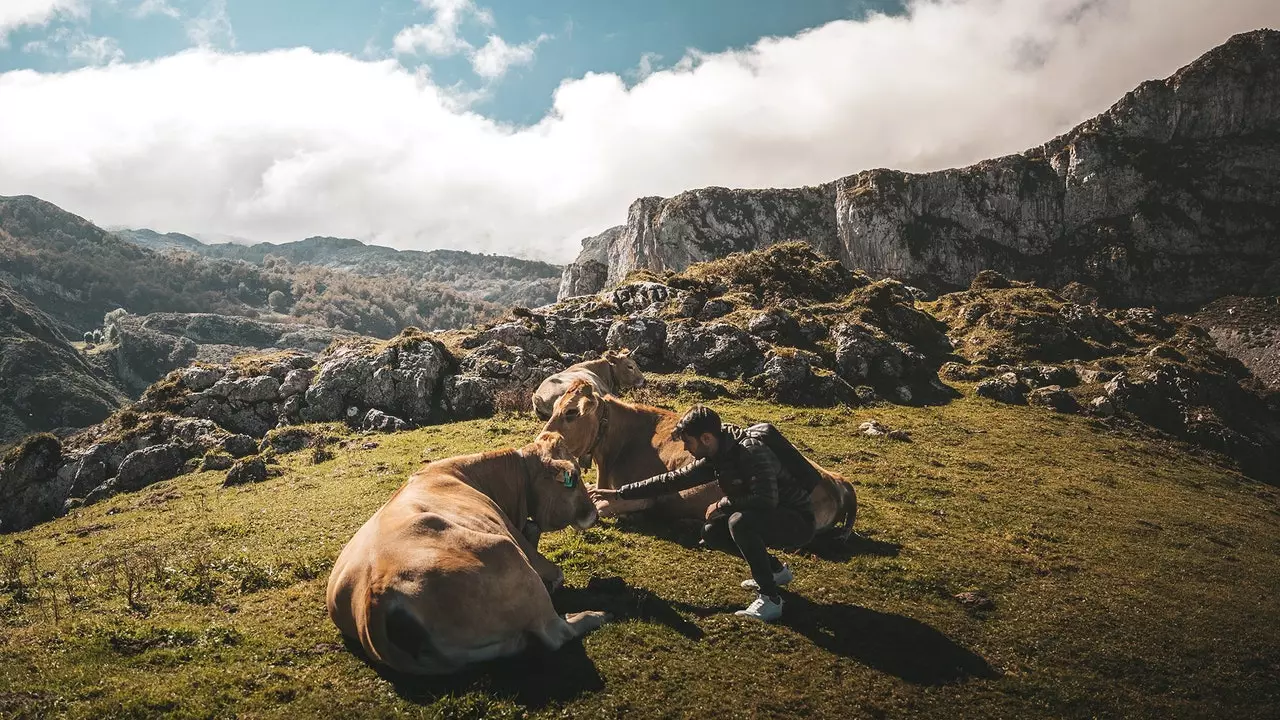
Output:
[834, 479, 858, 542]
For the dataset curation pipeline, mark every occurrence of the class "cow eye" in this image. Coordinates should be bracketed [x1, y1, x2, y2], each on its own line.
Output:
[565, 408, 579, 420]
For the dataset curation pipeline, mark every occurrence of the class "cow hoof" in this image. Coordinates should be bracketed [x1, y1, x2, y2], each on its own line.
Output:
[566, 610, 611, 633]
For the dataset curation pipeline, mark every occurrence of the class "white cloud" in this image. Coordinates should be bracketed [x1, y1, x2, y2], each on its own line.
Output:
[394, 0, 491, 56]
[393, 0, 548, 80]
[133, 0, 180, 20]
[1, 0, 1279, 264]
[67, 32, 123, 65]
[630, 52, 662, 81]
[22, 26, 123, 66]
[471, 33, 547, 79]
[0, 0, 87, 45]
[186, 0, 234, 49]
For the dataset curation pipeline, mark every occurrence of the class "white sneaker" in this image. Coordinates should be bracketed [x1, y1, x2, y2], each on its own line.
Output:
[741, 563, 793, 591]
[735, 593, 784, 622]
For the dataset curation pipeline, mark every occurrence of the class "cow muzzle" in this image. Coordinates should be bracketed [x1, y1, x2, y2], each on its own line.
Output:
[574, 505, 599, 531]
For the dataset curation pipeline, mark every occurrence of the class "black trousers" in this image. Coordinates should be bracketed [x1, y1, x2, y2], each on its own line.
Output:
[702, 505, 814, 598]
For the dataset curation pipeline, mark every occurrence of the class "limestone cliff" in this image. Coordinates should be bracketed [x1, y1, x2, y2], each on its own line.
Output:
[567, 29, 1280, 308]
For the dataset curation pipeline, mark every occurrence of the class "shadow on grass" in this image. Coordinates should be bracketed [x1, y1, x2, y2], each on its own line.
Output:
[556, 575, 706, 641]
[778, 595, 997, 686]
[343, 630, 604, 710]
[800, 532, 903, 561]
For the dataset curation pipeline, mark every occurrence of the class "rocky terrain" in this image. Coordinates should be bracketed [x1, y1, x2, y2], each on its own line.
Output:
[4, 242, 1277, 534]
[558, 29, 1280, 309]
[1191, 295, 1280, 390]
[115, 230, 564, 309]
[0, 279, 126, 442]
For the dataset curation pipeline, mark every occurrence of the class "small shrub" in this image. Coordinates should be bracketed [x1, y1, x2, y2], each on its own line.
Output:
[492, 388, 532, 415]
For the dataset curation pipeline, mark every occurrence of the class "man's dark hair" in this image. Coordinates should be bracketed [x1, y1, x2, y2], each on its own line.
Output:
[674, 405, 721, 439]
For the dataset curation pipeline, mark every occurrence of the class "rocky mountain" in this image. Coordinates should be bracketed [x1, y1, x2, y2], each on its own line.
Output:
[0, 279, 126, 442]
[560, 29, 1280, 309]
[0, 195, 501, 339]
[115, 230, 564, 309]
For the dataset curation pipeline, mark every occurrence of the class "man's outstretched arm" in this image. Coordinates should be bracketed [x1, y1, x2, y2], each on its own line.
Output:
[615, 458, 715, 500]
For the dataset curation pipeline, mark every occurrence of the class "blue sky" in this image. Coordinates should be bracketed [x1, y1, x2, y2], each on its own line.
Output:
[1, 0, 1276, 261]
[0, 0, 905, 125]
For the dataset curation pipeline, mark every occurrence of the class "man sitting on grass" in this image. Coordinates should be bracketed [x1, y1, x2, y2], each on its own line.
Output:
[589, 405, 815, 621]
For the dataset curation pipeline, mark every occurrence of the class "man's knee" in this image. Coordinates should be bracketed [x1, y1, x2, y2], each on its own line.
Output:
[701, 514, 733, 548]
[727, 510, 760, 540]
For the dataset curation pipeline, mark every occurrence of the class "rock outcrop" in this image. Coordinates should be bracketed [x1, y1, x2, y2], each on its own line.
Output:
[556, 226, 620, 300]
[0, 279, 126, 444]
[564, 30, 1280, 308]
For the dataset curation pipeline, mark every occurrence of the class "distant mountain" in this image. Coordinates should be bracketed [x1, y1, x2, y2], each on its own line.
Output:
[111, 228, 206, 252]
[114, 231, 564, 309]
[0, 195, 502, 338]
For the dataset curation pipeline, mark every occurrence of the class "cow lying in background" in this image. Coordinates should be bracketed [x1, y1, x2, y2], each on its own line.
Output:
[326, 431, 609, 675]
[542, 381, 857, 540]
[532, 349, 645, 420]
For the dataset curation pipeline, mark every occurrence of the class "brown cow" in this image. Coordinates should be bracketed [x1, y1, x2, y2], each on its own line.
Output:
[532, 349, 645, 420]
[542, 381, 857, 540]
[325, 431, 610, 675]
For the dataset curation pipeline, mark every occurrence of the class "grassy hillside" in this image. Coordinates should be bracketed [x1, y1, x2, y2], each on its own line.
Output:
[0, 196, 500, 337]
[1, 380, 1278, 719]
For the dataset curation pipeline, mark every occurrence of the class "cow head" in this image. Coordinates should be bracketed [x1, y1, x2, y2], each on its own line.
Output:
[603, 348, 645, 389]
[541, 379, 604, 466]
[524, 430, 597, 531]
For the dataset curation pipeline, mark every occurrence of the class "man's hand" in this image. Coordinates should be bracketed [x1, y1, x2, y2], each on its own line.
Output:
[589, 487, 619, 518]
[705, 500, 722, 520]
[588, 488, 618, 502]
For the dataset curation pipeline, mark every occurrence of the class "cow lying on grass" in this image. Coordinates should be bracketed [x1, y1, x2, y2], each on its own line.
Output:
[532, 349, 645, 420]
[542, 380, 857, 540]
[326, 431, 610, 675]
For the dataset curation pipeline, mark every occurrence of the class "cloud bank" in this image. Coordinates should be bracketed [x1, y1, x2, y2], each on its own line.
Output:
[1, 0, 1278, 263]
[0, 0, 86, 44]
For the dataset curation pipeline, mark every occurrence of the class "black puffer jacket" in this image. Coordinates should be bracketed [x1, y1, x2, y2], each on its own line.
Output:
[616, 424, 813, 514]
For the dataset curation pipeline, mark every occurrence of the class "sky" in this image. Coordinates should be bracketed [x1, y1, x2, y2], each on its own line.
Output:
[1, 1, 1278, 263]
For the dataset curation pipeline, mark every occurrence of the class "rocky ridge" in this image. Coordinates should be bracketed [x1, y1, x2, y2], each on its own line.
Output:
[559, 29, 1280, 308]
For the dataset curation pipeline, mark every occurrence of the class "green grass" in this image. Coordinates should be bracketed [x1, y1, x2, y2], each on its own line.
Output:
[2, 379, 1279, 719]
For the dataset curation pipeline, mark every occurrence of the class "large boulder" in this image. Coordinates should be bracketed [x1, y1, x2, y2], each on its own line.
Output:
[832, 323, 901, 384]
[460, 322, 561, 361]
[113, 442, 189, 493]
[542, 316, 611, 355]
[976, 372, 1029, 405]
[665, 321, 766, 379]
[1028, 385, 1081, 413]
[747, 308, 802, 345]
[302, 333, 450, 424]
[748, 350, 847, 407]
[0, 434, 65, 533]
[443, 375, 500, 419]
[606, 317, 667, 368]
[224, 457, 268, 487]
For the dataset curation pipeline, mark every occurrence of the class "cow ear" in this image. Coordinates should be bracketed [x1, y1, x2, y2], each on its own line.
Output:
[602, 349, 617, 360]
